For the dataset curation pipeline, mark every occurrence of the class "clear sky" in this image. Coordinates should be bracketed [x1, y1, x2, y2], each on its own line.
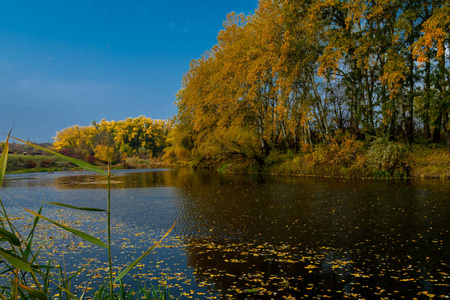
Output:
[0, 0, 258, 142]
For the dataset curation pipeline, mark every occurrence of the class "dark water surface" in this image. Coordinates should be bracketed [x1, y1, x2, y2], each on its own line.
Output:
[2, 169, 450, 299]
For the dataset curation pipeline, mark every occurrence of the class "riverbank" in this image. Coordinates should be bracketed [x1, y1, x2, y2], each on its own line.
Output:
[7, 142, 450, 180]
[213, 142, 450, 180]
[5, 154, 77, 174]
[5, 154, 174, 174]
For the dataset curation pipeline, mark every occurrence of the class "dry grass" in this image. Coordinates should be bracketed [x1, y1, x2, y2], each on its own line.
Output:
[409, 145, 450, 179]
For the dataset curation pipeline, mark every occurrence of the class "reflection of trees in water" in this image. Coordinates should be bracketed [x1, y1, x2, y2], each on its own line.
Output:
[173, 175, 450, 298]
[53, 168, 194, 189]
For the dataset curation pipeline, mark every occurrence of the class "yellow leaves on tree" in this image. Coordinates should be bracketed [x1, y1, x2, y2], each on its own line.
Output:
[94, 145, 116, 164]
[380, 49, 407, 99]
[53, 116, 170, 161]
[413, 4, 450, 64]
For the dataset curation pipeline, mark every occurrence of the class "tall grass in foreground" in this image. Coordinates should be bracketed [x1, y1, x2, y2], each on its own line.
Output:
[0, 131, 176, 299]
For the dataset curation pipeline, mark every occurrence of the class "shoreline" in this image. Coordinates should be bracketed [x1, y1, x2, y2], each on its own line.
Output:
[6, 142, 450, 180]
[7, 163, 450, 181]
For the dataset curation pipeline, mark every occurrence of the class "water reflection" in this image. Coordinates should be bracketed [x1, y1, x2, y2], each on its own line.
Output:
[171, 174, 450, 298]
[1, 169, 449, 298]
[50, 169, 187, 189]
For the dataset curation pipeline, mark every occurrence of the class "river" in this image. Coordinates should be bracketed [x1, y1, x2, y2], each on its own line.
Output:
[1, 168, 449, 299]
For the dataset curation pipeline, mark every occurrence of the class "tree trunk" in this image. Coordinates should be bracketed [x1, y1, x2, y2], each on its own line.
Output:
[423, 57, 431, 139]
[407, 37, 415, 144]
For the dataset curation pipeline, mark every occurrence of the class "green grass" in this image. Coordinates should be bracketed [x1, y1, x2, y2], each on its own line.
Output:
[6, 154, 76, 173]
[5, 154, 173, 174]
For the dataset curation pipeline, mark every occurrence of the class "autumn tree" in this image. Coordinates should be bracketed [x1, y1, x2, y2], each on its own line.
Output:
[94, 145, 117, 164]
[172, 0, 450, 164]
[53, 116, 170, 160]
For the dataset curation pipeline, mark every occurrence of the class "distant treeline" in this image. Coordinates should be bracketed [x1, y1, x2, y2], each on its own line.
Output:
[53, 116, 170, 163]
[166, 0, 450, 166]
[0, 142, 52, 155]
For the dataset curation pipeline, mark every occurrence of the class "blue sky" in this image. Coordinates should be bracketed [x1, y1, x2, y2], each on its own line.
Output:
[0, 0, 258, 142]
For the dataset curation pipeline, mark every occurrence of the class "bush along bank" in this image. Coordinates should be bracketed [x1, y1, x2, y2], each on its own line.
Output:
[211, 137, 450, 180]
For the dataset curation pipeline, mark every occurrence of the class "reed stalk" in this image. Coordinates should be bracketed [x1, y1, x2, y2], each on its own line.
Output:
[107, 163, 114, 299]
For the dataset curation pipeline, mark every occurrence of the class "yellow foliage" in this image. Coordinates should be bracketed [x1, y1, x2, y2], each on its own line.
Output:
[94, 145, 116, 164]
[53, 117, 170, 160]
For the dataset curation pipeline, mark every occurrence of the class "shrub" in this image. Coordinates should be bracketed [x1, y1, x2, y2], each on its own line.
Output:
[138, 147, 152, 159]
[328, 135, 365, 167]
[367, 137, 409, 177]
[58, 148, 82, 159]
[87, 155, 97, 164]
[39, 159, 54, 168]
[307, 144, 328, 166]
[276, 154, 307, 175]
[24, 159, 37, 169]
[264, 151, 288, 166]
[125, 157, 150, 168]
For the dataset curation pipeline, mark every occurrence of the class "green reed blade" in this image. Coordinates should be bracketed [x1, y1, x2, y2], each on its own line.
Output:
[10, 136, 108, 175]
[43, 257, 52, 295]
[0, 248, 32, 272]
[23, 208, 107, 248]
[16, 282, 47, 300]
[0, 228, 20, 246]
[50, 277, 82, 300]
[46, 202, 106, 212]
[114, 221, 176, 283]
[0, 129, 11, 189]
[24, 205, 43, 260]
[29, 245, 41, 266]
[57, 265, 85, 292]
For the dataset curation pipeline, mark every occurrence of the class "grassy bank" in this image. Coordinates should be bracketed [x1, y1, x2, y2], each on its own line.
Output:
[7, 141, 449, 180]
[5, 154, 174, 174]
[408, 145, 450, 179]
[214, 140, 450, 180]
[6, 154, 78, 174]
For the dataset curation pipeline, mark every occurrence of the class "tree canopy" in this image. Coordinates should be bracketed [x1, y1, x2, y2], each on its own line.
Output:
[53, 116, 170, 161]
[171, 0, 450, 165]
